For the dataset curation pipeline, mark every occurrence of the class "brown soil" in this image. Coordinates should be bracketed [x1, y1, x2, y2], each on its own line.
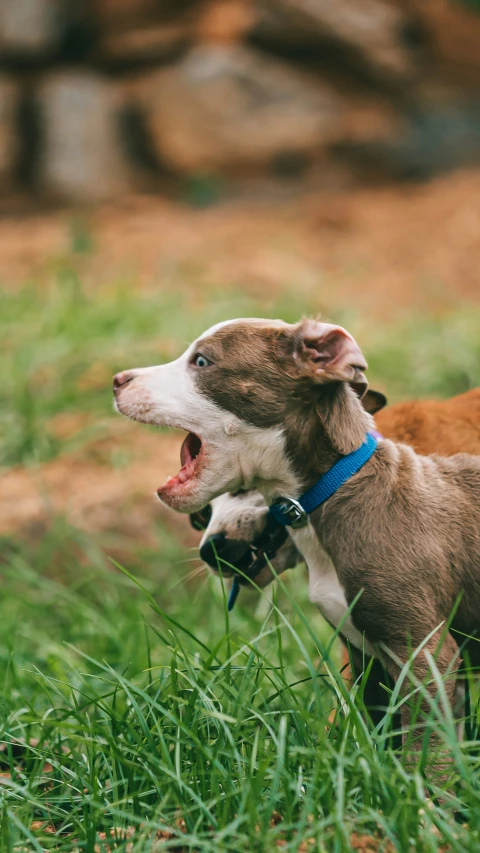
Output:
[2, 169, 480, 319]
[0, 425, 199, 552]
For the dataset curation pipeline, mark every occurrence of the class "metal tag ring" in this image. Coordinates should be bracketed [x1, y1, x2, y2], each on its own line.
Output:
[277, 497, 308, 529]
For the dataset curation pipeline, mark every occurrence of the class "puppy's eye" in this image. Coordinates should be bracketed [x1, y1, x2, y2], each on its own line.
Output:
[192, 353, 212, 368]
[189, 505, 212, 531]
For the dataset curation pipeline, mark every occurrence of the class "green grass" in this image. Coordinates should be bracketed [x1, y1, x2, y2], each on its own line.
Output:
[1, 528, 480, 852]
[457, 0, 480, 11]
[2, 254, 480, 850]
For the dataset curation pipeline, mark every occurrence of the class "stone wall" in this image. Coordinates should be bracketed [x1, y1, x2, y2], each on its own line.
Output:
[1, 0, 480, 201]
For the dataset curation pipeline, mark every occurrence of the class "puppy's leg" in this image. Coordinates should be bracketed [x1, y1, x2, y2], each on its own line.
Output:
[348, 646, 401, 748]
[384, 629, 460, 790]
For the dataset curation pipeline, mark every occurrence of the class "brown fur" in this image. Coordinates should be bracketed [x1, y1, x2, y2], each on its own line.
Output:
[195, 321, 368, 484]
[193, 319, 480, 782]
[377, 389, 480, 456]
[198, 388, 480, 731]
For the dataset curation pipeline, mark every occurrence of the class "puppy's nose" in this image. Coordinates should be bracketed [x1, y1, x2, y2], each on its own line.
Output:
[200, 532, 251, 571]
[113, 371, 134, 391]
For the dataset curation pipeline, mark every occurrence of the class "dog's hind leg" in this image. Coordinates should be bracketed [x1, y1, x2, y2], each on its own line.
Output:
[383, 629, 460, 792]
[348, 646, 402, 749]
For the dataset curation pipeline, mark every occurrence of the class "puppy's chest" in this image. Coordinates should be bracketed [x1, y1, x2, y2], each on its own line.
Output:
[291, 524, 374, 655]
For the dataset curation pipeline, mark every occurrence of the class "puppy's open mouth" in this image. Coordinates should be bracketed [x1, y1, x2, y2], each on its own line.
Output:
[157, 432, 203, 496]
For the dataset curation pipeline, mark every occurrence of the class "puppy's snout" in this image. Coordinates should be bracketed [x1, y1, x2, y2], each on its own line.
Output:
[200, 532, 251, 571]
[113, 371, 135, 391]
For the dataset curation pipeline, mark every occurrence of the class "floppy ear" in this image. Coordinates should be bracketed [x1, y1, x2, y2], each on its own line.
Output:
[282, 320, 371, 454]
[295, 319, 368, 395]
[362, 389, 387, 415]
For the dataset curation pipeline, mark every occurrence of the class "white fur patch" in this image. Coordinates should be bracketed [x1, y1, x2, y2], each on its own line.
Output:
[291, 523, 374, 654]
[202, 491, 268, 546]
[224, 420, 239, 436]
[114, 337, 299, 508]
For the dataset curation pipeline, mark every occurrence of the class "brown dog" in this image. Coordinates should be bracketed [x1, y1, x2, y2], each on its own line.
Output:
[379, 388, 480, 456]
[113, 318, 480, 785]
[193, 391, 480, 764]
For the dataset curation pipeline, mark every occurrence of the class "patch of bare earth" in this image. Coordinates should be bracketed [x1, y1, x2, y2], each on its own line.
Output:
[27, 822, 448, 852]
[0, 426, 198, 552]
[1, 170, 479, 319]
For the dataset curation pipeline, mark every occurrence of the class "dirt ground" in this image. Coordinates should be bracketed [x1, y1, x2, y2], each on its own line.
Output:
[0, 425, 194, 549]
[2, 169, 480, 316]
[2, 168, 480, 544]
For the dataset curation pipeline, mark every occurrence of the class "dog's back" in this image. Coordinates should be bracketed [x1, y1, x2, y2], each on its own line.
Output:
[377, 388, 480, 456]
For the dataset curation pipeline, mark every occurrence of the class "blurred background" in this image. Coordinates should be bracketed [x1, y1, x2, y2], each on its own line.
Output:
[0, 0, 480, 202]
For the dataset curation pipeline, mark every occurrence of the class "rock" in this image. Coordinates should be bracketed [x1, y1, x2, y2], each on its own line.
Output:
[338, 99, 480, 181]
[97, 22, 191, 67]
[250, 0, 415, 80]
[96, 0, 196, 30]
[0, 0, 69, 59]
[0, 77, 18, 185]
[411, 0, 480, 81]
[95, 0, 199, 68]
[37, 73, 134, 200]
[96, 0, 160, 27]
[139, 44, 345, 173]
[340, 98, 406, 145]
[195, 0, 255, 44]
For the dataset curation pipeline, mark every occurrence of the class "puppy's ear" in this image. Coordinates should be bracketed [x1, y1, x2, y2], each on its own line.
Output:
[362, 389, 387, 415]
[292, 319, 368, 396]
[277, 320, 371, 454]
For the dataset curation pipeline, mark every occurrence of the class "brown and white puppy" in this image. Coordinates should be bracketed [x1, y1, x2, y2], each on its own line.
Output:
[196, 387, 480, 742]
[196, 387, 480, 587]
[114, 317, 480, 778]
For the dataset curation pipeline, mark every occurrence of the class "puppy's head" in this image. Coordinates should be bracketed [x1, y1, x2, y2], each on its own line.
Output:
[190, 490, 301, 587]
[113, 318, 372, 512]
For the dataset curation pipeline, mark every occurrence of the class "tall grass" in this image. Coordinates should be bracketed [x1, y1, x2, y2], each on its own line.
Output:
[0, 529, 479, 852]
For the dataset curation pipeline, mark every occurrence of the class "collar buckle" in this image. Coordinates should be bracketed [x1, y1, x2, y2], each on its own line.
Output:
[272, 497, 308, 529]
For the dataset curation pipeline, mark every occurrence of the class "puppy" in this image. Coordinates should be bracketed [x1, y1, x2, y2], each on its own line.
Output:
[114, 317, 480, 782]
[191, 489, 300, 589]
[195, 387, 480, 588]
[194, 387, 480, 742]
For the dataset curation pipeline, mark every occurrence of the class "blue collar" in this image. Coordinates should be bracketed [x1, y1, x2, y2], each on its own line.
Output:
[269, 432, 378, 528]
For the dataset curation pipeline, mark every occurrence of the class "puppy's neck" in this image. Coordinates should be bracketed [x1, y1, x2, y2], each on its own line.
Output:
[295, 384, 372, 490]
[236, 425, 301, 502]
[259, 384, 373, 500]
